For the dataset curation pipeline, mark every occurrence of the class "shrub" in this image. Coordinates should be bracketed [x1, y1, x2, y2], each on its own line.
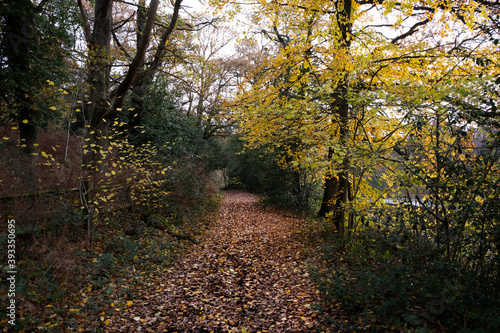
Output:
[309, 226, 500, 332]
[225, 135, 321, 214]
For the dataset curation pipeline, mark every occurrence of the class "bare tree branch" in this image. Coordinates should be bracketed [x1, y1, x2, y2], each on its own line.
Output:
[113, 12, 135, 31]
[77, 0, 92, 43]
[112, 30, 132, 60]
[273, 26, 289, 49]
[111, 0, 161, 111]
[391, 19, 430, 45]
[133, 0, 184, 83]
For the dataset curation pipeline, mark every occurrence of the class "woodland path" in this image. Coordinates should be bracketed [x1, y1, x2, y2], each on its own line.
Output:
[108, 191, 323, 332]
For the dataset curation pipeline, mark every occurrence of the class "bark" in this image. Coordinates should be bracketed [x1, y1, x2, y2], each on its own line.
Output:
[77, 0, 92, 43]
[81, 0, 113, 248]
[131, 0, 184, 84]
[318, 0, 353, 234]
[318, 148, 338, 217]
[331, 80, 351, 233]
[128, 0, 149, 139]
[18, 106, 38, 155]
[85, 0, 112, 130]
[318, 84, 351, 233]
[111, 0, 159, 112]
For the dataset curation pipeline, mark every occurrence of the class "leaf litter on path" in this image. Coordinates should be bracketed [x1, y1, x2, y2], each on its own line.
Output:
[108, 191, 324, 332]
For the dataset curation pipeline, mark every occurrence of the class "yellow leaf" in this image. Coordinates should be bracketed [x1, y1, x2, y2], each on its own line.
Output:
[126, 301, 133, 307]
[49, 106, 57, 111]
[69, 309, 79, 313]
[22, 119, 28, 124]
[104, 319, 110, 326]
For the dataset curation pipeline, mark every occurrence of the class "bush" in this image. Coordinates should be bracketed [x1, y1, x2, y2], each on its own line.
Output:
[225, 135, 321, 214]
[309, 226, 500, 332]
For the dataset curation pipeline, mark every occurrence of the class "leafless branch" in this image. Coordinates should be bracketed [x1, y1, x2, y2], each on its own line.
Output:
[391, 19, 430, 45]
[111, 0, 161, 110]
[133, 0, 184, 83]
[112, 30, 132, 60]
[77, 0, 92, 43]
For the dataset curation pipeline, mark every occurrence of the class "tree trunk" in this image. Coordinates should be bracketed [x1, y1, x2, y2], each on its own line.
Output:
[18, 103, 38, 155]
[129, 0, 149, 140]
[76, 0, 183, 246]
[317, 0, 353, 234]
[81, 0, 113, 248]
[318, 148, 338, 217]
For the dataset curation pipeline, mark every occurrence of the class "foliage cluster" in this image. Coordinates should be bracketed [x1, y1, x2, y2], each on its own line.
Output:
[0, 116, 221, 331]
[223, 135, 322, 214]
[307, 225, 500, 332]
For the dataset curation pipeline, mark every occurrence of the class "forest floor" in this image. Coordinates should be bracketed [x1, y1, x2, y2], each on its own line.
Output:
[105, 191, 338, 332]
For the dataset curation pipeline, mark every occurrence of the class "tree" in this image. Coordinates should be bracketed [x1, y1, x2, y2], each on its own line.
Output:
[221, 0, 500, 233]
[0, 0, 76, 154]
[165, 17, 239, 139]
[75, 0, 185, 244]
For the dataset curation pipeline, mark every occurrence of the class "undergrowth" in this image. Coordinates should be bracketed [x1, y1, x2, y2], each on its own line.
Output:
[305, 219, 500, 332]
[0, 194, 221, 332]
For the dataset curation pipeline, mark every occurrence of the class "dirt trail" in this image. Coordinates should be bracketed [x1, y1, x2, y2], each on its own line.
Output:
[110, 191, 322, 332]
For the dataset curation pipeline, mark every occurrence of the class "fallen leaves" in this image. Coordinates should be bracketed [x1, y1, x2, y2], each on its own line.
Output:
[106, 191, 323, 332]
